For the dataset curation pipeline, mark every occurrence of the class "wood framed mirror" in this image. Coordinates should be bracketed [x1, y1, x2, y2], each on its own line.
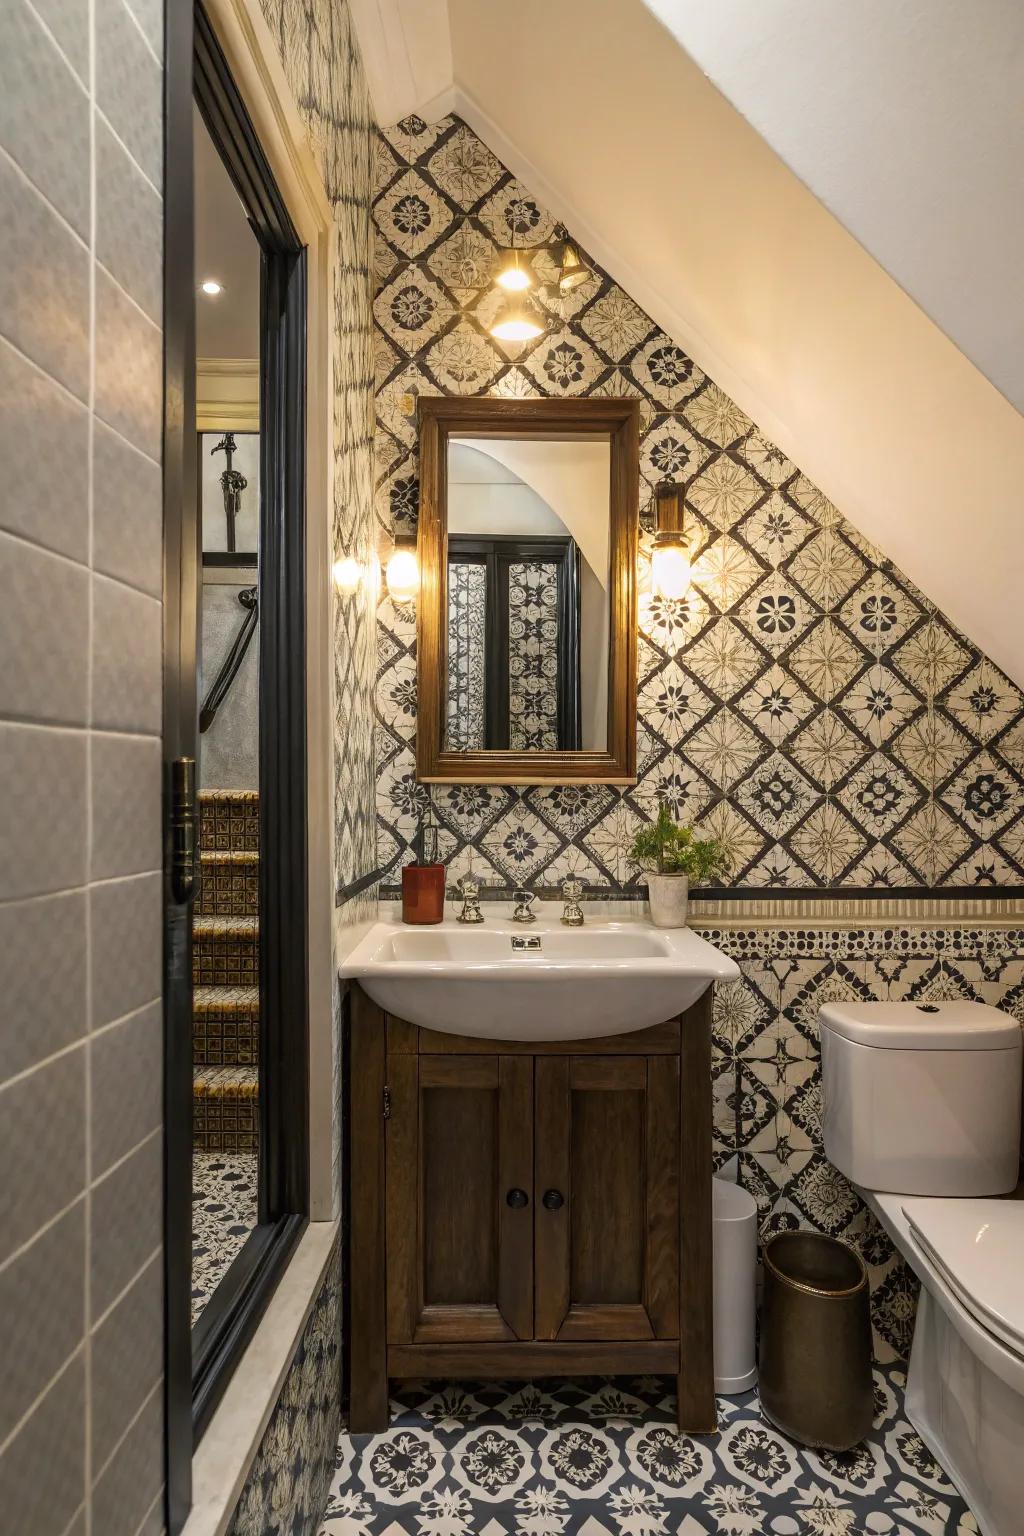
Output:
[416, 396, 639, 785]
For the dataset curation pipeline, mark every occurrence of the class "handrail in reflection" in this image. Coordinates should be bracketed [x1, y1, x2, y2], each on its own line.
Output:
[199, 586, 258, 734]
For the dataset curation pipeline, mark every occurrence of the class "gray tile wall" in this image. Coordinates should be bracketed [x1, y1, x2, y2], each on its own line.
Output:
[0, 0, 165, 1532]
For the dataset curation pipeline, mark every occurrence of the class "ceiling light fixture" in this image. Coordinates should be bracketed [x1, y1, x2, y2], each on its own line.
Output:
[650, 484, 692, 601]
[200, 279, 223, 296]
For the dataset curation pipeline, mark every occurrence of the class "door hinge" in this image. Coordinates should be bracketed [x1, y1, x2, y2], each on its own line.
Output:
[383, 1085, 391, 1120]
[170, 756, 197, 904]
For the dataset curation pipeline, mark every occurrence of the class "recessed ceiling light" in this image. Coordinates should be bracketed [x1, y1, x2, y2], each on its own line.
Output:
[200, 280, 222, 296]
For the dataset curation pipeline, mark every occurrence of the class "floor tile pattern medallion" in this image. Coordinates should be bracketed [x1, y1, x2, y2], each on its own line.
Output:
[372, 114, 1024, 897]
[319, 1372, 976, 1535]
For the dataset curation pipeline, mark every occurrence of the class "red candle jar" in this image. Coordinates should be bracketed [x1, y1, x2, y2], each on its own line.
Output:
[401, 863, 445, 924]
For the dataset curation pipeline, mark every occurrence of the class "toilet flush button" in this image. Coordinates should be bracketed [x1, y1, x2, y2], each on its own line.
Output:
[916, 1005, 940, 1013]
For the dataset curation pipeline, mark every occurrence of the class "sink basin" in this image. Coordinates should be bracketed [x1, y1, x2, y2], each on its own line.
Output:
[340, 907, 739, 1040]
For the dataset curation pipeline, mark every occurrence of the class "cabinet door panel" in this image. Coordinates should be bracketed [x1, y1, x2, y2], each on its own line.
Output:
[535, 1054, 679, 1341]
[385, 1052, 533, 1344]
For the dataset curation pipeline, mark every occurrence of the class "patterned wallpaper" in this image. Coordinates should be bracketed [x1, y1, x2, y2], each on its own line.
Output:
[259, 0, 378, 900]
[372, 114, 1024, 895]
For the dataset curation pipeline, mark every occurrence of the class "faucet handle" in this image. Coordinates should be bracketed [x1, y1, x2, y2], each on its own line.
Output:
[512, 889, 538, 923]
[454, 874, 484, 923]
[560, 877, 585, 927]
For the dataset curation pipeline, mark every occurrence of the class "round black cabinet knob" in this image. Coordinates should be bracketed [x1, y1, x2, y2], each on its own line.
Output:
[542, 1188, 564, 1210]
[506, 1187, 529, 1209]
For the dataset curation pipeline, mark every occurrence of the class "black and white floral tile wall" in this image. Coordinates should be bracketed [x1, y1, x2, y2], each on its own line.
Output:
[371, 114, 1024, 895]
[260, 0, 379, 901]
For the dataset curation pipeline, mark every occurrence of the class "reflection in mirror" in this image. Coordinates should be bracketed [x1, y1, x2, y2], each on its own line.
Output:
[445, 438, 611, 754]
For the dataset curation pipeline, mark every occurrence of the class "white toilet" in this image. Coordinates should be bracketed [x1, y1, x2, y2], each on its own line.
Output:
[819, 1000, 1023, 1536]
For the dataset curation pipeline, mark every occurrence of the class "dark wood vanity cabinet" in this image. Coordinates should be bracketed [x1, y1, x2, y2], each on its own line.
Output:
[349, 988, 715, 1435]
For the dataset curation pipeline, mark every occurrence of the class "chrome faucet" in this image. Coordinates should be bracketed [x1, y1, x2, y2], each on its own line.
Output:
[512, 889, 538, 923]
[453, 875, 484, 924]
[560, 877, 585, 927]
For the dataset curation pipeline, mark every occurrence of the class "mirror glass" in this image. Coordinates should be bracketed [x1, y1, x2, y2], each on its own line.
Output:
[445, 436, 611, 755]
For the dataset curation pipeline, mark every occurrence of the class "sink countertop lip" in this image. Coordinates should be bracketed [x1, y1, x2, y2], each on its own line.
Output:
[338, 906, 741, 983]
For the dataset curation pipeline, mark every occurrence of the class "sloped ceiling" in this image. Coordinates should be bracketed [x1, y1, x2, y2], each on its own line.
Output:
[349, 0, 1024, 687]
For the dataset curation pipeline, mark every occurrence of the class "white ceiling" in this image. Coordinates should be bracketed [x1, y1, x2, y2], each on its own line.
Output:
[645, 0, 1024, 414]
[193, 104, 261, 362]
[350, 0, 1024, 686]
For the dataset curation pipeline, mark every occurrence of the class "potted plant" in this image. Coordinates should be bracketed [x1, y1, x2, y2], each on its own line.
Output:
[629, 804, 729, 928]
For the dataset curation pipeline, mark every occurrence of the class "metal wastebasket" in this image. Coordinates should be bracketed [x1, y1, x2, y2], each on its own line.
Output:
[713, 1177, 758, 1393]
[758, 1231, 874, 1451]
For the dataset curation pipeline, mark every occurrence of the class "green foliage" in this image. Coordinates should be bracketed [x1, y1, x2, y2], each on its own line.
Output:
[629, 803, 730, 883]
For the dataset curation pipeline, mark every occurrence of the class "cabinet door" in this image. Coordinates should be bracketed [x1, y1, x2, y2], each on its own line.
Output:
[534, 1055, 680, 1341]
[386, 1053, 534, 1344]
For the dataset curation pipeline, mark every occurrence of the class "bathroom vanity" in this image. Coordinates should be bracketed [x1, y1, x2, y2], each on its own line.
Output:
[346, 956, 728, 1435]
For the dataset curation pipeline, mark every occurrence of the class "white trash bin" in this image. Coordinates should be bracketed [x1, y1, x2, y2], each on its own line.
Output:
[713, 1177, 758, 1394]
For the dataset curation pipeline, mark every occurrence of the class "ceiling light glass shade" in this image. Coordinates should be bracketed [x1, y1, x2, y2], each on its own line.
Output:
[494, 248, 533, 291]
[557, 241, 590, 293]
[650, 532, 692, 600]
[332, 556, 361, 594]
[385, 545, 419, 603]
[489, 293, 545, 342]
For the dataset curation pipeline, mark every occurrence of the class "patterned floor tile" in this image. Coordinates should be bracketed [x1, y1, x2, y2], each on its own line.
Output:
[319, 1371, 976, 1534]
[192, 1150, 258, 1325]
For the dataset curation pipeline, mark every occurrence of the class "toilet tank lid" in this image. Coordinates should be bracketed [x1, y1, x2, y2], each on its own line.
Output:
[818, 1000, 1022, 1050]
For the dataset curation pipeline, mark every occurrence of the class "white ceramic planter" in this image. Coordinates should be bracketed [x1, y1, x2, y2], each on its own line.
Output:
[646, 872, 689, 928]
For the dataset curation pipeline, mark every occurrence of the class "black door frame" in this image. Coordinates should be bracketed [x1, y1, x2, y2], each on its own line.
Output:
[164, 7, 310, 1530]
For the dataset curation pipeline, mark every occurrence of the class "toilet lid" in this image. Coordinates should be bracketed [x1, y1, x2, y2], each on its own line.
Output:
[903, 1197, 1024, 1357]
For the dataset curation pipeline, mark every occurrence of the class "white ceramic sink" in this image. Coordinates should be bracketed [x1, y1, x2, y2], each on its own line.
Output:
[340, 906, 739, 1040]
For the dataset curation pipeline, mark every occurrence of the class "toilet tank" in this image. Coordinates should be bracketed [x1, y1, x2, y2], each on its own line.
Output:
[819, 1001, 1022, 1197]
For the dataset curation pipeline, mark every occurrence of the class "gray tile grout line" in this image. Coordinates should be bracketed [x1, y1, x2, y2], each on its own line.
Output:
[0, 523, 163, 605]
[89, 1244, 162, 1334]
[93, 104, 163, 200]
[0, 142, 161, 336]
[0, 332, 161, 470]
[22, 0, 89, 93]
[84, 5, 97, 1518]
[0, 1122, 161, 1284]
[91, 1376, 163, 1491]
[0, 1340, 85, 1460]
[0, 991, 162, 1099]
[116, 0, 161, 72]
[129, 1483, 166, 1536]
[0, 1191, 87, 1279]
[58, 1499, 88, 1536]
[0, 865, 163, 914]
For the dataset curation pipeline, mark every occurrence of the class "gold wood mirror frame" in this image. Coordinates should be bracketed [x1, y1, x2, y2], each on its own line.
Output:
[416, 395, 639, 785]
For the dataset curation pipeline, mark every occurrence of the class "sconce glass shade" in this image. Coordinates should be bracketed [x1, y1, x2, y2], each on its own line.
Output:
[494, 248, 533, 292]
[557, 241, 590, 293]
[489, 293, 545, 342]
[650, 531, 692, 600]
[332, 556, 361, 594]
[385, 545, 419, 603]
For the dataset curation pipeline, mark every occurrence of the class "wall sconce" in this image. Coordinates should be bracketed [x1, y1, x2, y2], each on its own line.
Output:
[385, 535, 419, 604]
[489, 291, 546, 342]
[556, 240, 590, 294]
[650, 483, 692, 600]
[332, 556, 362, 594]
[494, 246, 533, 292]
